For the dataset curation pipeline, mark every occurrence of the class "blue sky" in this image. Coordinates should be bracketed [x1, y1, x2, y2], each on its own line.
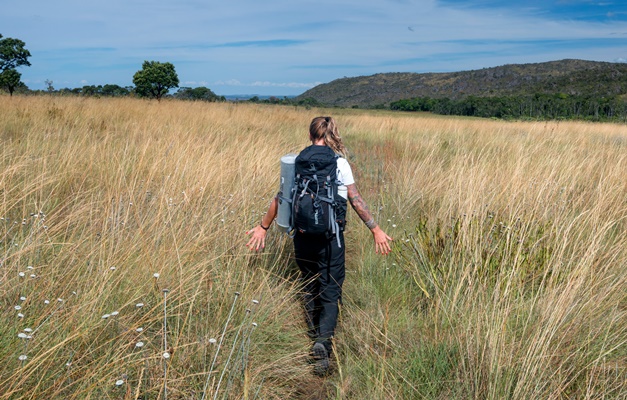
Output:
[2, 0, 627, 96]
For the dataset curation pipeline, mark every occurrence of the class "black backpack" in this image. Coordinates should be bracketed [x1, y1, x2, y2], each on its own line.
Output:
[289, 145, 346, 247]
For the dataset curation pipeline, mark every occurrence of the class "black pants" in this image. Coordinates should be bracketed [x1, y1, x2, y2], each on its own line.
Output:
[294, 231, 345, 354]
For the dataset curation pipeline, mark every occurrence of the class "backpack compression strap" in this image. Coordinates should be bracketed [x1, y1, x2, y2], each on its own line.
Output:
[325, 175, 342, 248]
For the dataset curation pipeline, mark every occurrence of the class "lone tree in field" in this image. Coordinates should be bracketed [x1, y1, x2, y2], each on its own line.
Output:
[0, 34, 32, 96]
[0, 68, 22, 96]
[132, 61, 179, 101]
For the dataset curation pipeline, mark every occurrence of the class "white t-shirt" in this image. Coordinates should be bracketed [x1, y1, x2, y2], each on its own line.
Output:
[336, 157, 354, 200]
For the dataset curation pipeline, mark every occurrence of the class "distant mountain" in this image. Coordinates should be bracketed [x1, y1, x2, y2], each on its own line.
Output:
[296, 59, 627, 108]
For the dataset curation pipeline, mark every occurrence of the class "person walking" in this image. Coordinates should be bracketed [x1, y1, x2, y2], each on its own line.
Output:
[246, 116, 392, 375]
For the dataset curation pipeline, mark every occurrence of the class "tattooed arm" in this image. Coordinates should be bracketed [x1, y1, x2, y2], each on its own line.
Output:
[347, 183, 393, 255]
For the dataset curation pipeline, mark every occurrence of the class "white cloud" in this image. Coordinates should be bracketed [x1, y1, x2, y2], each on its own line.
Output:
[214, 79, 243, 86]
[250, 81, 322, 88]
[615, 57, 627, 62]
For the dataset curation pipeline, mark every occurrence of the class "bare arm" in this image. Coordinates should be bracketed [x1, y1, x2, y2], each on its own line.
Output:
[347, 183, 392, 255]
[245, 196, 278, 251]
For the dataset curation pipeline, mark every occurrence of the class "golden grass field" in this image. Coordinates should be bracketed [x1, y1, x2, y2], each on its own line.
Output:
[0, 95, 625, 399]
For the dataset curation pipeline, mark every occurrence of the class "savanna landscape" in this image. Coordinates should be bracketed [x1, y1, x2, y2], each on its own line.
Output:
[0, 95, 625, 399]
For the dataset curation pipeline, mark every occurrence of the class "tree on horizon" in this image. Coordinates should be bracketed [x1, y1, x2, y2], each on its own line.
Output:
[132, 61, 179, 101]
[0, 34, 32, 96]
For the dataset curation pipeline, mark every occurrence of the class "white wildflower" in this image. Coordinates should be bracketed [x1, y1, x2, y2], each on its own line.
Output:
[18, 355, 27, 361]
[115, 379, 124, 386]
[135, 341, 144, 348]
[162, 352, 170, 359]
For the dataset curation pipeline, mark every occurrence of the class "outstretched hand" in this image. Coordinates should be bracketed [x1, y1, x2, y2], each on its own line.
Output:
[245, 225, 267, 251]
[372, 226, 393, 255]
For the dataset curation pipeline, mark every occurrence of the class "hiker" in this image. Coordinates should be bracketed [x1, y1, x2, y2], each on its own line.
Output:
[245, 116, 392, 375]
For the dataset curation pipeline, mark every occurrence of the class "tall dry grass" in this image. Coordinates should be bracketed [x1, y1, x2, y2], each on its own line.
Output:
[0, 95, 625, 399]
[337, 114, 627, 399]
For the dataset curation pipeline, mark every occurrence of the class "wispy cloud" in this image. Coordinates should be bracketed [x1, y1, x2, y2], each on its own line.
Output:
[214, 79, 321, 89]
[212, 40, 309, 48]
[250, 81, 322, 88]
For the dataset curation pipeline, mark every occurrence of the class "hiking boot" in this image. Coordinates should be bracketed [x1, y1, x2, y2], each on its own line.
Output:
[312, 342, 329, 376]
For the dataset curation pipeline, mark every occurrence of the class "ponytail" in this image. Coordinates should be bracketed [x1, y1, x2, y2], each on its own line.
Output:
[309, 116, 347, 157]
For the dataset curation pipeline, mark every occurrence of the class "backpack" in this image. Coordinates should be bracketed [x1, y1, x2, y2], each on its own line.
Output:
[288, 145, 346, 247]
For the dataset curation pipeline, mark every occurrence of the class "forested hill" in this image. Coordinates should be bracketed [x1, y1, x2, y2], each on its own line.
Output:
[296, 59, 627, 108]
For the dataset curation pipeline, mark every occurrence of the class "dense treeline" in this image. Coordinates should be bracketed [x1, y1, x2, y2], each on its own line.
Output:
[17, 84, 227, 102]
[390, 93, 627, 121]
[246, 95, 323, 107]
[5, 83, 328, 107]
[57, 84, 132, 97]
